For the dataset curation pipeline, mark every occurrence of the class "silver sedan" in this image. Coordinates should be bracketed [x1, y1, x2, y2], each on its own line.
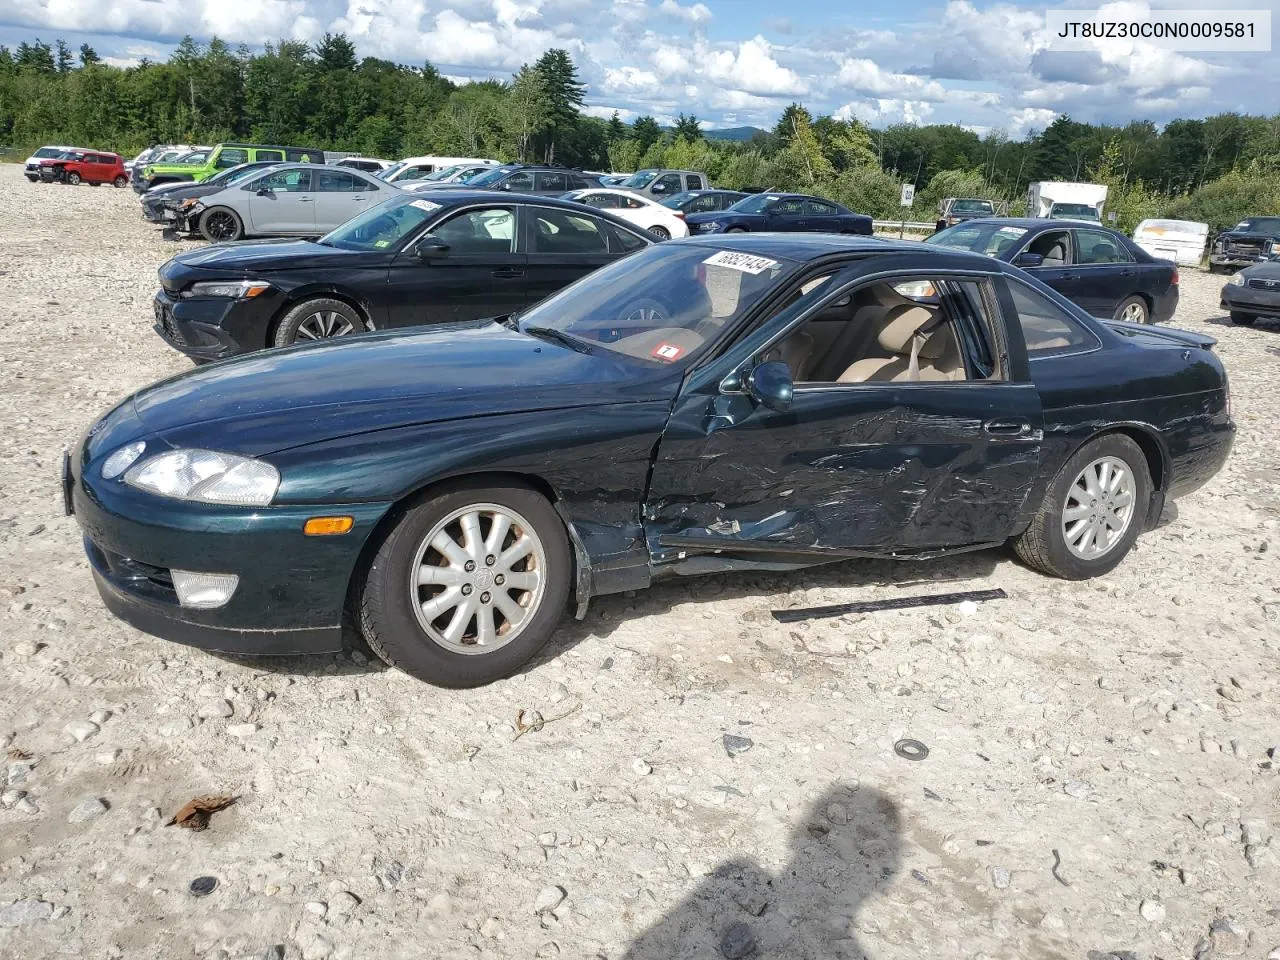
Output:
[188, 164, 402, 242]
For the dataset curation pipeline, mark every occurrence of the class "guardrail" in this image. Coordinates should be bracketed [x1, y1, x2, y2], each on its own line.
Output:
[872, 220, 935, 233]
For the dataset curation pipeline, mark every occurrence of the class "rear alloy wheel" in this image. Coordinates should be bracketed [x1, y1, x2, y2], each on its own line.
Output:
[1014, 433, 1151, 580]
[1114, 296, 1149, 324]
[199, 207, 244, 243]
[360, 483, 571, 687]
[648, 224, 671, 240]
[273, 298, 364, 348]
[1229, 311, 1257, 326]
[725, 226, 748, 233]
[113, 175, 128, 188]
[66, 171, 81, 185]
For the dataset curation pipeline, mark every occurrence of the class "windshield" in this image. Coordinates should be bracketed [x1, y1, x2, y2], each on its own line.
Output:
[1050, 203, 1099, 219]
[422, 165, 462, 182]
[661, 191, 695, 209]
[1235, 217, 1280, 235]
[319, 197, 441, 251]
[926, 222, 1029, 256]
[620, 169, 659, 189]
[517, 245, 796, 365]
[468, 166, 517, 187]
[377, 160, 407, 181]
[951, 199, 993, 213]
[729, 194, 781, 214]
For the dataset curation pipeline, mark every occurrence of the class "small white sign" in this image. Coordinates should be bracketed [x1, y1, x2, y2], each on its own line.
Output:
[409, 199, 442, 213]
[900, 184, 915, 207]
[703, 250, 779, 275]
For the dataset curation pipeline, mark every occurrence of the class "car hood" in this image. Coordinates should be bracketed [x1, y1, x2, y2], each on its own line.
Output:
[1240, 259, 1280, 279]
[165, 239, 364, 274]
[128, 321, 674, 456]
[147, 181, 223, 201]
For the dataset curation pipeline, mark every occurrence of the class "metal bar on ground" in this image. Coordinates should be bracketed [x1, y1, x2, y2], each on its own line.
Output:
[771, 587, 1008, 623]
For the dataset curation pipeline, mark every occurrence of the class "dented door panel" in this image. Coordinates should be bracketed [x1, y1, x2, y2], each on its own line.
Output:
[645, 381, 1043, 553]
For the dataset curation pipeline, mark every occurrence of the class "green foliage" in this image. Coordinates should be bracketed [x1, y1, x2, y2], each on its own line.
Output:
[632, 115, 662, 153]
[673, 113, 702, 141]
[819, 165, 903, 220]
[1164, 170, 1280, 233]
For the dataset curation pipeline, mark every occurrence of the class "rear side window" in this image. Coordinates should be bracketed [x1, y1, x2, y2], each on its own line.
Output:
[535, 172, 567, 191]
[1007, 279, 1100, 357]
[317, 170, 361, 192]
[285, 148, 320, 163]
[257, 150, 284, 163]
[216, 148, 248, 169]
[568, 175, 591, 189]
[1075, 229, 1132, 264]
[606, 223, 648, 253]
[531, 210, 609, 254]
[804, 200, 837, 216]
[685, 174, 705, 190]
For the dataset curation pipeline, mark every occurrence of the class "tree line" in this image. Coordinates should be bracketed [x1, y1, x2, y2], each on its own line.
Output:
[3, 34, 1279, 231]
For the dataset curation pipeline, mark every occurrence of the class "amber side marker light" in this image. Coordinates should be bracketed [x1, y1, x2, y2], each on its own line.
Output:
[303, 516, 354, 536]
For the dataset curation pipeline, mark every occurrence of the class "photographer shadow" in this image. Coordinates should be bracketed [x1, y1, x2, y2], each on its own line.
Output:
[622, 782, 901, 960]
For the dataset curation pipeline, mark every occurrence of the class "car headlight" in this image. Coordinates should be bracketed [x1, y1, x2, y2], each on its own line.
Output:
[180, 198, 199, 209]
[184, 280, 272, 299]
[1227, 272, 1245, 286]
[124, 449, 280, 506]
[187, 201, 206, 214]
[101, 440, 146, 479]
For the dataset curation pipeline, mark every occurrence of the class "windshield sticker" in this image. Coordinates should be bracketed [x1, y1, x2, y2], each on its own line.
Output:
[409, 199, 442, 213]
[374, 239, 392, 248]
[651, 342, 685, 362]
[703, 250, 779, 275]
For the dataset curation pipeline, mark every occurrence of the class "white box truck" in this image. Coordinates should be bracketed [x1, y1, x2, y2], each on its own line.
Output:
[1026, 182, 1108, 222]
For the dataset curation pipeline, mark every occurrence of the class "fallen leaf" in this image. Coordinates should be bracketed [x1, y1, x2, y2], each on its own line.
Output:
[166, 795, 238, 831]
[7, 748, 33, 761]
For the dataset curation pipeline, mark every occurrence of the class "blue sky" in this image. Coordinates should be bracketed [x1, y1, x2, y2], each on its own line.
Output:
[1, 0, 1274, 136]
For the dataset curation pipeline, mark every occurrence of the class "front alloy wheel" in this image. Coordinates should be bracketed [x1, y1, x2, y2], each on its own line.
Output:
[200, 208, 243, 242]
[273, 298, 364, 348]
[360, 482, 571, 687]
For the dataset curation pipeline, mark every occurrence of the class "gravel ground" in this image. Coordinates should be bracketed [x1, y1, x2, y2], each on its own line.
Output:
[1, 163, 1279, 960]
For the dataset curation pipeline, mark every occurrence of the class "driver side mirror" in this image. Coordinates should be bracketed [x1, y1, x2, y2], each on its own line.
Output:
[414, 235, 450, 259]
[651, 183, 667, 193]
[1014, 252, 1044, 268]
[747, 361, 793, 412]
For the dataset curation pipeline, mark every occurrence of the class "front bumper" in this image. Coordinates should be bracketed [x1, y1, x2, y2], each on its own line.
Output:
[142, 197, 177, 223]
[152, 288, 281, 361]
[1210, 251, 1268, 269]
[67, 449, 391, 656]
[1220, 284, 1280, 318]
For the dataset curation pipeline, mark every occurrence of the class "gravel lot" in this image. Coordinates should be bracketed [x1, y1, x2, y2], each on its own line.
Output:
[1, 162, 1278, 960]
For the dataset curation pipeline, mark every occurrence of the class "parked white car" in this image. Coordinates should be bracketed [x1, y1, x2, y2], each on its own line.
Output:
[187, 163, 401, 242]
[398, 163, 502, 192]
[561, 187, 690, 240]
[1132, 218, 1209, 267]
[332, 156, 394, 174]
[379, 156, 499, 185]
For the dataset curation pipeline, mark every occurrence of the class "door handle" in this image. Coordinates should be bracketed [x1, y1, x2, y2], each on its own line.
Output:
[492, 268, 524, 279]
[984, 418, 1031, 436]
[297, 197, 314, 202]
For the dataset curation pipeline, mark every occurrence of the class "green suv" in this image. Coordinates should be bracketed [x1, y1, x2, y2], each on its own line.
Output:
[141, 142, 326, 190]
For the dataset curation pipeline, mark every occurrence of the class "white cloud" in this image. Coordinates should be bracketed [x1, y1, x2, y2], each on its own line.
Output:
[701, 36, 807, 96]
[659, 0, 712, 24]
[602, 65, 661, 93]
[835, 98, 936, 126]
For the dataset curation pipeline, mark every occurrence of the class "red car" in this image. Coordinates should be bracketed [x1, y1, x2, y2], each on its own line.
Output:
[38, 150, 129, 187]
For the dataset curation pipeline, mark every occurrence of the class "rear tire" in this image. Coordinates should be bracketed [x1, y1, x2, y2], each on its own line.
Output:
[648, 225, 671, 240]
[199, 207, 244, 243]
[1229, 311, 1256, 326]
[66, 172, 81, 185]
[1113, 295, 1149, 324]
[113, 175, 128, 188]
[1014, 433, 1151, 580]
[359, 482, 571, 687]
[725, 226, 747, 233]
[272, 298, 365, 348]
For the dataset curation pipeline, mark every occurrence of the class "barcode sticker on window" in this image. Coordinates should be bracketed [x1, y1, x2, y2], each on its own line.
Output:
[651, 342, 685, 361]
[702, 250, 779, 274]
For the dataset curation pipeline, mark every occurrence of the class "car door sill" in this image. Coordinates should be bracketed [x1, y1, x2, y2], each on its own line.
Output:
[654, 533, 1005, 562]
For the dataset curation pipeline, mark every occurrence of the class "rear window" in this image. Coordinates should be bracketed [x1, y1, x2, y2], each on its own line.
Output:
[257, 150, 284, 163]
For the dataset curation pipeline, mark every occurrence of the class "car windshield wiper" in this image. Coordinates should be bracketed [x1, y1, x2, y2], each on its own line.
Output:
[521, 325, 594, 354]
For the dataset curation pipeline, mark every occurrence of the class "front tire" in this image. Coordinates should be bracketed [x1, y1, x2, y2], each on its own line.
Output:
[1113, 295, 1149, 324]
[1229, 311, 1256, 326]
[1014, 433, 1151, 580]
[66, 172, 81, 185]
[272, 298, 364, 348]
[199, 207, 244, 243]
[725, 226, 748, 233]
[359, 482, 571, 687]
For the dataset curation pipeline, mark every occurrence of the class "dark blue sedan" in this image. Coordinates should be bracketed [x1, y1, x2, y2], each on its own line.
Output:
[685, 192, 872, 236]
[927, 218, 1178, 324]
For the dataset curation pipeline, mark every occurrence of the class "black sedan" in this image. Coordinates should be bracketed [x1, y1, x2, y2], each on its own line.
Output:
[151, 191, 653, 361]
[1209, 216, 1280, 272]
[660, 189, 748, 215]
[685, 193, 872, 236]
[926, 218, 1179, 324]
[1220, 256, 1280, 326]
[140, 161, 281, 224]
[68, 234, 1233, 688]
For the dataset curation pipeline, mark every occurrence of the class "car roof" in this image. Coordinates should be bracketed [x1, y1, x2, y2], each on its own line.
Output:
[959, 217, 1114, 230]
[675, 232, 999, 267]
[388, 189, 619, 210]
